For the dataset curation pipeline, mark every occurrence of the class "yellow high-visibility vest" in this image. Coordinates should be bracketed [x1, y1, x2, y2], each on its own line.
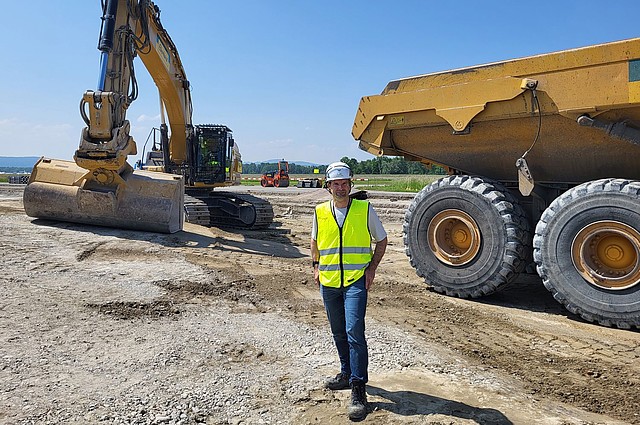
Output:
[315, 199, 372, 287]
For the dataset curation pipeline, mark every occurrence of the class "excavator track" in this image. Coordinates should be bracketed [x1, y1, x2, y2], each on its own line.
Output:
[184, 192, 273, 229]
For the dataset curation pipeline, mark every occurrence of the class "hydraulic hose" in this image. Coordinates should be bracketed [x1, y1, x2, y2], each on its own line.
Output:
[97, 0, 119, 91]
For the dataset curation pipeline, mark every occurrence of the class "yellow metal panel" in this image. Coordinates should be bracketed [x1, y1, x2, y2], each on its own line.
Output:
[353, 76, 525, 138]
[536, 62, 630, 113]
[384, 38, 640, 94]
[27, 158, 87, 186]
[630, 81, 640, 103]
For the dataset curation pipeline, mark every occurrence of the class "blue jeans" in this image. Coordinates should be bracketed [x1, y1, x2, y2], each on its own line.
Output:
[320, 275, 368, 384]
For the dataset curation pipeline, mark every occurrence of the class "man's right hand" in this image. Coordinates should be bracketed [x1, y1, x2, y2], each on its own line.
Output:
[313, 267, 320, 286]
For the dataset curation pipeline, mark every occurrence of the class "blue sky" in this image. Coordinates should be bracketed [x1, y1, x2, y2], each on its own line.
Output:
[1, 1, 639, 165]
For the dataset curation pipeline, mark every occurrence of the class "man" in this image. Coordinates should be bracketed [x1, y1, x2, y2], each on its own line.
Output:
[310, 161, 387, 421]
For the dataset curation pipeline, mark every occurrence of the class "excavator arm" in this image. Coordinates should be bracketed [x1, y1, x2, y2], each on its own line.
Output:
[77, 0, 192, 183]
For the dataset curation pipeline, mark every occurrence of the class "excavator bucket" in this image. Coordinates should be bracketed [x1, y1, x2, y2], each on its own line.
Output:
[23, 157, 184, 233]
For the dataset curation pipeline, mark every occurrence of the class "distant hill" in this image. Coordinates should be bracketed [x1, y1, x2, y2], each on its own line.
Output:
[0, 156, 40, 168]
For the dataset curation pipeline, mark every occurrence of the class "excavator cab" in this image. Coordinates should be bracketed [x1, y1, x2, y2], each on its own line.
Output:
[144, 124, 239, 188]
[190, 125, 233, 186]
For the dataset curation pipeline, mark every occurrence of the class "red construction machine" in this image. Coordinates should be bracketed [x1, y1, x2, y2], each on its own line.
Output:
[260, 160, 290, 188]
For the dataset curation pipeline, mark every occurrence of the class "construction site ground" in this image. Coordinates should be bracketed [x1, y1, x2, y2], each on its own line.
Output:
[1, 183, 639, 425]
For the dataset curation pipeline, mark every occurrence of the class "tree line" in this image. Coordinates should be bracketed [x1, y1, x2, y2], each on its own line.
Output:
[242, 156, 446, 175]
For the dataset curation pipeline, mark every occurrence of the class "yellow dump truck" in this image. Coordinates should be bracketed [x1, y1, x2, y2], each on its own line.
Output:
[353, 38, 640, 329]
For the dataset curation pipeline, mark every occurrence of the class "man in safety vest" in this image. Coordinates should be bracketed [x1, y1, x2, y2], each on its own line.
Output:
[311, 161, 387, 421]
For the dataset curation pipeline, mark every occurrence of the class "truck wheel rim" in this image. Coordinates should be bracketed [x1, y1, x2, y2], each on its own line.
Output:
[428, 209, 481, 266]
[572, 220, 640, 290]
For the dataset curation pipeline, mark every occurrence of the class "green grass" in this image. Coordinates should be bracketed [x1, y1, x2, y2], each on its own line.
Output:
[240, 174, 445, 192]
[355, 175, 443, 192]
[0, 176, 8, 183]
[241, 180, 262, 186]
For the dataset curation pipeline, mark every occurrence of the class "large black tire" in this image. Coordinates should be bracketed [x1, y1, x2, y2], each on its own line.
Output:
[534, 179, 640, 329]
[404, 175, 530, 298]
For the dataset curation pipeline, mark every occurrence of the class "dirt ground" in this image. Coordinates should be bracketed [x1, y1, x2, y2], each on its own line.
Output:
[1, 183, 639, 425]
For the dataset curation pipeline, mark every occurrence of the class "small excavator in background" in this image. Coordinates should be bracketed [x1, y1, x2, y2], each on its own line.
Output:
[260, 160, 290, 188]
[23, 0, 273, 232]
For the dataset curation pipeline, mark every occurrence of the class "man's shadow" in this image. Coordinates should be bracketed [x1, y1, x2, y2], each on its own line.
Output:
[367, 386, 513, 424]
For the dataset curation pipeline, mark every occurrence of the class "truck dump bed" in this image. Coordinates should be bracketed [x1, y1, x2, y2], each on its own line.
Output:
[353, 38, 640, 184]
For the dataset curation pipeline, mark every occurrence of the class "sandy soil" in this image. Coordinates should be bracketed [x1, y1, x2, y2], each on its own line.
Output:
[1, 183, 639, 424]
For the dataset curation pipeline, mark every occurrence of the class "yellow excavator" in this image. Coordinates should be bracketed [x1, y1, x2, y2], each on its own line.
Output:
[23, 0, 272, 233]
[352, 38, 640, 328]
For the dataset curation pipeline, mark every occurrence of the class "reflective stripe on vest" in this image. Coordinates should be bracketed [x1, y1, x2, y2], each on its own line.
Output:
[315, 199, 372, 288]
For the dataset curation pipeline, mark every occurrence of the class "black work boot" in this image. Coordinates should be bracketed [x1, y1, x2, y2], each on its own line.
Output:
[347, 381, 367, 421]
[324, 372, 350, 390]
